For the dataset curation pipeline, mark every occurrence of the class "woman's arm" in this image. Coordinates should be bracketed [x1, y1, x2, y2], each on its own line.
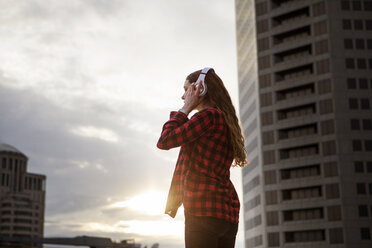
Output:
[156, 109, 215, 150]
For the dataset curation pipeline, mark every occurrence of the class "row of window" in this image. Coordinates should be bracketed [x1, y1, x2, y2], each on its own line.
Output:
[266, 227, 370, 247]
[262, 162, 338, 186]
[267, 206, 338, 225]
[351, 119, 372, 130]
[341, 0, 372, 11]
[354, 160, 372, 173]
[1, 218, 38, 224]
[342, 19, 372, 30]
[1, 158, 24, 171]
[1, 202, 37, 209]
[347, 78, 372, 90]
[352, 140, 372, 151]
[0, 173, 44, 191]
[265, 184, 340, 205]
[344, 38, 372, 50]
[345, 57, 372, 70]
[1, 210, 38, 217]
[0, 226, 38, 232]
[263, 142, 337, 166]
[356, 182, 372, 195]
[349, 98, 371, 110]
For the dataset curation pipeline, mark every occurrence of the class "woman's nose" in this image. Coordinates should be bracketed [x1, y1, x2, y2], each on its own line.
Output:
[181, 94, 185, 100]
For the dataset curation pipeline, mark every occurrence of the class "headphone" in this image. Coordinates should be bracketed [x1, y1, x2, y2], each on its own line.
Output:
[194, 67, 213, 96]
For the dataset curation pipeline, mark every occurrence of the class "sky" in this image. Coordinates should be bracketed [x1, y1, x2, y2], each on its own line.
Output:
[0, 1, 245, 247]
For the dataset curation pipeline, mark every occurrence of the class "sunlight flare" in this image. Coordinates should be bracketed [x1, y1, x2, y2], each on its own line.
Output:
[108, 191, 167, 216]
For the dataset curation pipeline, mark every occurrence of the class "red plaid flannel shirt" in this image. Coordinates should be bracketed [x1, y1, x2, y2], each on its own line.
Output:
[157, 107, 240, 224]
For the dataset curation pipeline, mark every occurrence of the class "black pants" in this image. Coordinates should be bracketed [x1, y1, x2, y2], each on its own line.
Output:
[184, 211, 238, 248]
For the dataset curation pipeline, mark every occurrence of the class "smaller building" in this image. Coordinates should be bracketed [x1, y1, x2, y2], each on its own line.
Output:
[0, 142, 46, 240]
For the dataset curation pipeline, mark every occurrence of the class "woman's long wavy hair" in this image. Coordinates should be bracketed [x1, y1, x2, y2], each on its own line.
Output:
[186, 69, 247, 167]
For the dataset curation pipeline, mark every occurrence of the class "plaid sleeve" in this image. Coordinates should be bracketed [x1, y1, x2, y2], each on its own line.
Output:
[157, 109, 215, 150]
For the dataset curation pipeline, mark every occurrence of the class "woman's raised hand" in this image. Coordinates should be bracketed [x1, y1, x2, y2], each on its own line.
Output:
[181, 81, 203, 115]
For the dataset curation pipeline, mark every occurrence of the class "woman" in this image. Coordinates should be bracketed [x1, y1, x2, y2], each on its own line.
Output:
[157, 68, 247, 248]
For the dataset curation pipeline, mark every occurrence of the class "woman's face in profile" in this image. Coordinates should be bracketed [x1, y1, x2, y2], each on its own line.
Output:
[182, 80, 192, 100]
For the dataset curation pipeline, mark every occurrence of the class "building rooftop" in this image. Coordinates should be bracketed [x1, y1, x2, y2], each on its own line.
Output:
[0, 142, 27, 158]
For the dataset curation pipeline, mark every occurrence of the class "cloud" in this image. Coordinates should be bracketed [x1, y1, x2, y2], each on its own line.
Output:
[70, 125, 120, 143]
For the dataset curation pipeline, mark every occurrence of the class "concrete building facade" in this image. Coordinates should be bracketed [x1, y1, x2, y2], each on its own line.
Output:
[0, 142, 46, 239]
[235, 0, 372, 247]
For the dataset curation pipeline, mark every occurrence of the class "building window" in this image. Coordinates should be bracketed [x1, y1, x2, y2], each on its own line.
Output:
[285, 230, 325, 242]
[326, 183, 340, 199]
[352, 0, 362, 10]
[327, 205, 342, 221]
[342, 19, 352, 29]
[268, 232, 280, 247]
[358, 205, 369, 217]
[264, 170, 276, 184]
[349, 98, 359, 109]
[245, 214, 262, 230]
[314, 21, 327, 35]
[262, 111, 274, 126]
[322, 140, 336, 155]
[365, 140, 372, 151]
[256, 2, 268, 16]
[354, 161, 364, 172]
[365, 2, 372, 11]
[354, 19, 364, 30]
[366, 161, 372, 172]
[368, 39, 372, 49]
[341, 1, 351, 10]
[2, 158, 6, 169]
[282, 186, 321, 200]
[257, 19, 269, 34]
[357, 58, 367, 69]
[321, 119, 334, 135]
[357, 183, 367, 194]
[329, 228, 344, 244]
[353, 140, 363, 151]
[266, 190, 278, 205]
[366, 20, 372, 30]
[359, 78, 368, 89]
[345, 58, 355, 69]
[266, 211, 279, 226]
[258, 38, 270, 52]
[355, 39, 365, 49]
[316, 59, 330, 74]
[344, 39, 353, 49]
[361, 98, 370, 109]
[351, 119, 360, 130]
[317, 79, 332, 94]
[361, 228, 371, 240]
[319, 99, 333, 114]
[323, 162, 338, 177]
[315, 39, 328, 54]
[263, 150, 275, 165]
[347, 78, 357, 89]
[283, 208, 323, 221]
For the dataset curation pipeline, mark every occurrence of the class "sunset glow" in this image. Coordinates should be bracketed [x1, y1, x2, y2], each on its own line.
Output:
[108, 191, 168, 216]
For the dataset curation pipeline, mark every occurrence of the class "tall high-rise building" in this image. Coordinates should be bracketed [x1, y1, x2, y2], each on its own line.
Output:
[0, 142, 46, 240]
[235, 0, 372, 247]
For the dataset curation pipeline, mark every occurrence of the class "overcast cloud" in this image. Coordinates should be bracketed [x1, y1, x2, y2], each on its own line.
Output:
[0, 1, 243, 247]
